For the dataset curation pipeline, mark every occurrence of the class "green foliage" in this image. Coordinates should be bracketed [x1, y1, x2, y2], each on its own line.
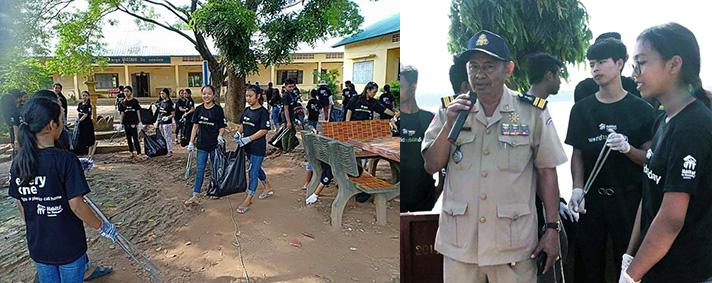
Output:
[46, 3, 109, 77]
[449, 0, 593, 92]
[134, 7, 159, 31]
[0, 58, 53, 94]
[388, 80, 399, 107]
[194, 0, 363, 77]
[313, 69, 340, 98]
[194, 1, 259, 75]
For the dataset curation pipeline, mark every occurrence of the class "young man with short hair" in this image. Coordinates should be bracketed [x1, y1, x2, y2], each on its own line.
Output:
[565, 38, 657, 283]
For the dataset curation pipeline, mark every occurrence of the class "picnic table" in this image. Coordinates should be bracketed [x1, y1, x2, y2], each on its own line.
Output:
[347, 137, 400, 163]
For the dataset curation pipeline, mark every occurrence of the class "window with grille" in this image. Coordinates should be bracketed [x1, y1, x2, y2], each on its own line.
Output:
[392, 33, 400, 42]
[188, 72, 202, 87]
[352, 61, 374, 84]
[292, 53, 315, 60]
[94, 73, 119, 89]
[182, 56, 202, 62]
[326, 53, 343, 59]
[277, 70, 304, 84]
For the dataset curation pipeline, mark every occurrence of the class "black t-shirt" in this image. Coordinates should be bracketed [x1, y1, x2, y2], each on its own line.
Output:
[77, 102, 92, 119]
[317, 86, 332, 106]
[306, 98, 321, 122]
[265, 87, 274, 102]
[240, 106, 270, 156]
[401, 110, 437, 212]
[116, 92, 126, 107]
[191, 104, 227, 151]
[565, 93, 656, 192]
[347, 96, 387, 121]
[156, 99, 174, 125]
[8, 148, 91, 265]
[281, 90, 298, 123]
[379, 91, 395, 119]
[342, 88, 356, 107]
[639, 100, 712, 282]
[174, 98, 190, 122]
[118, 99, 142, 125]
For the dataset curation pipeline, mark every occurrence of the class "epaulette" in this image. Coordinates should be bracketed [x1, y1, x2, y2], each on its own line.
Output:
[440, 95, 458, 108]
[517, 93, 547, 110]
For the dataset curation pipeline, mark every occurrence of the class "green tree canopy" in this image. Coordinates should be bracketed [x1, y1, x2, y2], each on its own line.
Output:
[449, 0, 593, 92]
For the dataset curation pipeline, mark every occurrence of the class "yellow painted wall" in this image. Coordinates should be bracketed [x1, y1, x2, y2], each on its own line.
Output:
[386, 47, 400, 84]
[342, 32, 399, 92]
[247, 61, 344, 90]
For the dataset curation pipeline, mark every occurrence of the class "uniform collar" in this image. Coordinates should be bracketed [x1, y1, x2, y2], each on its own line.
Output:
[473, 87, 514, 127]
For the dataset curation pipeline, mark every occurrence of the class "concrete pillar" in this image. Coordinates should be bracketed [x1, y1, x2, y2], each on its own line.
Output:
[73, 74, 80, 99]
[270, 65, 276, 84]
[174, 64, 180, 98]
[124, 65, 130, 87]
[84, 75, 98, 121]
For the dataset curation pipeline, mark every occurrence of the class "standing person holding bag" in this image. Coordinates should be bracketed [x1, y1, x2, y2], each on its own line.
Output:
[620, 23, 712, 283]
[185, 85, 227, 205]
[156, 88, 175, 155]
[117, 86, 143, 159]
[8, 96, 117, 283]
[234, 85, 274, 214]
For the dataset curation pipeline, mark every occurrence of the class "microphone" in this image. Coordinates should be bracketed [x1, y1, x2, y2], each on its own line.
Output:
[447, 91, 477, 144]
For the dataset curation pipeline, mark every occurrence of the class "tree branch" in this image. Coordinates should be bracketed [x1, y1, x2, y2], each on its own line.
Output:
[143, 0, 189, 24]
[162, 0, 191, 20]
[281, 0, 307, 10]
[115, 5, 197, 46]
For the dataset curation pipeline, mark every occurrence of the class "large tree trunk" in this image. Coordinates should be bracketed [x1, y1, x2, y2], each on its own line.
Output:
[225, 69, 246, 123]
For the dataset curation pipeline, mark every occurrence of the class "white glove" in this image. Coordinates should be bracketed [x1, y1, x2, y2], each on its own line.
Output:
[162, 116, 171, 122]
[238, 137, 251, 146]
[559, 201, 579, 222]
[187, 142, 194, 152]
[621, 254, 634, 272]
[233, 132, 242, 141]
[607, 132, 631, 153]
[618, 270, 640, 283]
[568, 188, 587, 214]
[217, 135, 225, 146]
[306, 193, 318, 205]
[137, 123, 144, 132]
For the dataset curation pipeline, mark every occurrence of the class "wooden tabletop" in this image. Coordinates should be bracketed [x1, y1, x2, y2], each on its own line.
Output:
[348, 137, 400, 163]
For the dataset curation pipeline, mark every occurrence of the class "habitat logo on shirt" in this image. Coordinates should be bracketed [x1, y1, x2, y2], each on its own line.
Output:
[682, 155, 697, 180]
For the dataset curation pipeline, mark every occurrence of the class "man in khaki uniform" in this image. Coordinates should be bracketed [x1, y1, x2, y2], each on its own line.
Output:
[422, 30, 568, 282]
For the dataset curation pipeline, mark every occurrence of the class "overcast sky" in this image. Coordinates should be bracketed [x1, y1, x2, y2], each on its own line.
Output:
[402, 0, 712, 108]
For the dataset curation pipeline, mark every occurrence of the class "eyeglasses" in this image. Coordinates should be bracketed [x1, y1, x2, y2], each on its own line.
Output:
[631, 60, 647, 75]
[467, 63, 501, 75]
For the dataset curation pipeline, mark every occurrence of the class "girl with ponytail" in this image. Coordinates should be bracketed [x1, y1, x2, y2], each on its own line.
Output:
[8, 95, 116, 282]
[620, 23, 712, 283]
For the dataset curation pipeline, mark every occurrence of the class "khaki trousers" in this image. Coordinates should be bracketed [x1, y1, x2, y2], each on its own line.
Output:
[443, 256, 536, 283]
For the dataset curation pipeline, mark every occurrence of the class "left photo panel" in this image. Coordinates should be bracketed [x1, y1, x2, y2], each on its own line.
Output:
[0, 0, 401, 281]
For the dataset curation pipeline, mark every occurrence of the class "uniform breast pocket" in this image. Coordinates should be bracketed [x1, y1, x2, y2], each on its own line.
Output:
[450, 131, 476, 171]
[497, 135, 532, 173]
[496, 204, 533, 251]
[440, 200, 471, 248]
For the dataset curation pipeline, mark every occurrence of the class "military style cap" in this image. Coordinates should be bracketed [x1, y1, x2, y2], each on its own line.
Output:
[459, 30, 511, 62]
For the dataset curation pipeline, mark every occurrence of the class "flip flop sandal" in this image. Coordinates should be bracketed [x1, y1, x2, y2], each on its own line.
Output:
[258, 190, 274, 199]
[209, 196, 221, 200]
[84, 264, 113, 281]
[237, 205, 250, 214]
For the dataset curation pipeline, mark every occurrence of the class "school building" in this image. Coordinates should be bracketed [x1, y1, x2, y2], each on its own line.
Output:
[53, 13, 400, 100]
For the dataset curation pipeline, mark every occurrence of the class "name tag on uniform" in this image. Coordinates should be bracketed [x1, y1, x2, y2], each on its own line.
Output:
[501, 123, 529, 136]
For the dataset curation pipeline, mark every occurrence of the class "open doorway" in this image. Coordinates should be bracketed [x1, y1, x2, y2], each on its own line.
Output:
[131, 72, 151, 97]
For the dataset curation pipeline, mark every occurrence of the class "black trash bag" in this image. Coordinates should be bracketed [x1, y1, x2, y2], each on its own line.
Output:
[268, 124, 287, 149]
[268, 124, 299, 150]
[207, 144, 247, 197]
[143, 129, 168, 157]
[69, 122, 80, 151]
[140, 104, 158, 125]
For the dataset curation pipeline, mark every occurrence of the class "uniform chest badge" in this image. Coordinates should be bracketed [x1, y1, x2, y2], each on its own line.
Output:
[501, 112, 529, 136]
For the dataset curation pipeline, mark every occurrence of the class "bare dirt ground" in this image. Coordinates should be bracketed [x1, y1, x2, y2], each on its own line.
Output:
[0, 127, 400, 282]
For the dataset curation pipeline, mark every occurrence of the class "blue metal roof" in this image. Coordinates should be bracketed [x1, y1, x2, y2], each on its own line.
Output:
[332, 13, 399, 47]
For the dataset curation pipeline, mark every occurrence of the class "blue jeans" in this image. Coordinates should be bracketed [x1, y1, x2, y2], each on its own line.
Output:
[193, 148, 217, 195]
[270, 107, 281, 128]
[305, 120, 318, 131]
[34, 253, 88, 283]
[247, 154, 267, 196]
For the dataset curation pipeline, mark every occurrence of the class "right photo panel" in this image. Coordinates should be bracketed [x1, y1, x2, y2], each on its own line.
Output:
[400, 1, 712, 282]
